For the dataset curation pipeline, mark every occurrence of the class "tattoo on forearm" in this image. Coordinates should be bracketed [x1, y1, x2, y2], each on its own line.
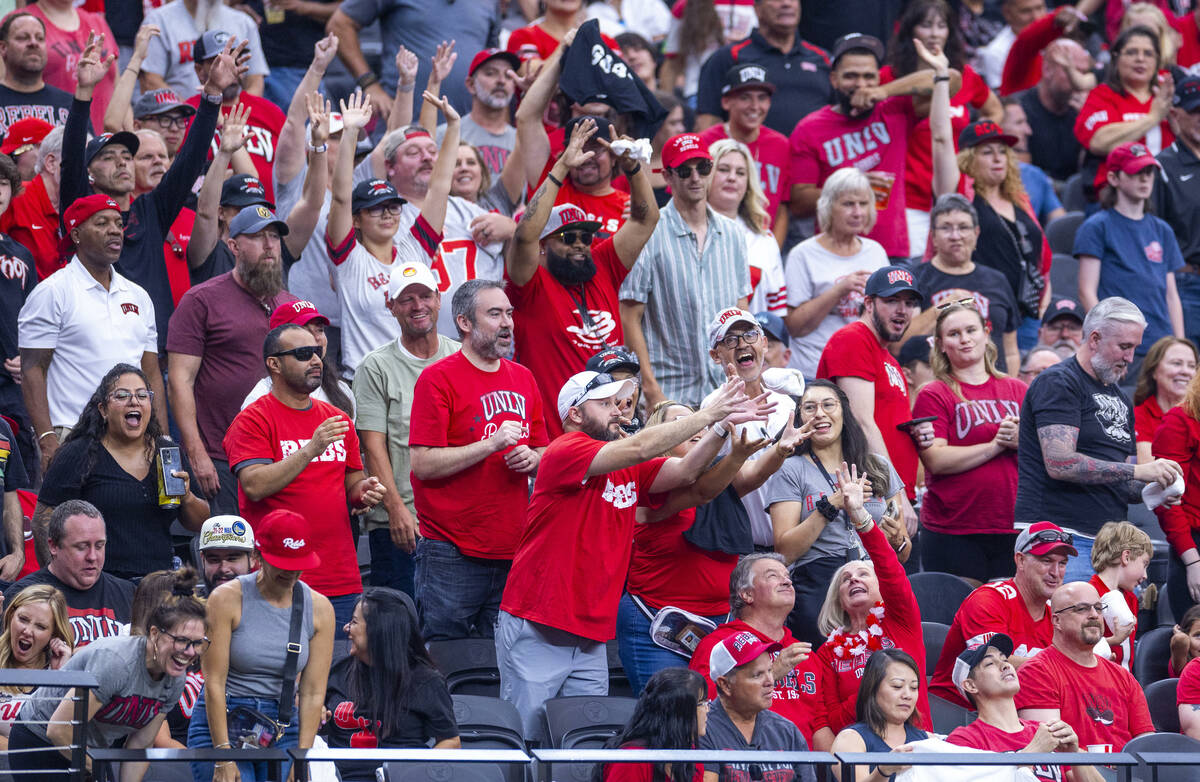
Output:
[629, 197, 648, 223]
[1038, 424, 1136, 485]
[31, 505, 52, 567]
[519, 178, 551, 228]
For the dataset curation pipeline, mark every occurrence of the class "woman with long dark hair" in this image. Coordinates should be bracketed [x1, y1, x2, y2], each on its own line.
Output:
[323, 587, 459, 781]
[830, 649, 928, 782]
[764, 380, 910, 646]
[661, 0, 728, 104]
[596, 667, 708, 782]
[33, 364, 208, 579]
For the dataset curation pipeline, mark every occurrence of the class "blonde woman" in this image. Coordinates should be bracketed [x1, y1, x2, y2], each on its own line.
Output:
[0, 585, 73, 750]
[706, 138, 785, 315]
[913, 301, 1028, 586]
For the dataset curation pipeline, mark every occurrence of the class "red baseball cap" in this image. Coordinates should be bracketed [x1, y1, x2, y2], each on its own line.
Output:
[269, 300, 330, 330]
[1106, 141, 1161, 176]
[468, 48, 520, 77]
[709, 631, 782, 679]
[0, 117, 53, 156]
[662, 133, 711, 169]
[1015, 521, 1078, 558]
[63, 194, 122, 231]
[254, 509, 321, 571]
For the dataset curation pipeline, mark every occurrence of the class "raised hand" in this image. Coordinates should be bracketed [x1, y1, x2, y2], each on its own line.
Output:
[430, 39, 458, 83]
[835, 462, 871, 514]
[218, 102, 251, 153]
[723, 391, 778, 427]
[305, 92, 332, 147]
[702, 372, 750, 422]
[396, 44, 418, 88]
[560, 117, 597, 168]
[730, 430, 769, 460]
[339, 89, 373, 131]
[1153, 71, 1175, 120]
[306, 415, 350, 458]
[914, 37, 949, 72]
[205, 38, 251, 95]
[422, 89, 459, 123]
[133, 25, 160, 61]
[775, 417, 814, 459]
[76, 32, 116, 92]
[506, 66, 538, 94]
[595, 124, 642, 173]
[313, 33, 339, 72]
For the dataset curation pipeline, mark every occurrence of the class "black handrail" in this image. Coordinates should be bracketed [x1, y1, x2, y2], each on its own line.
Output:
[288, 747, 531, 782]
[0, 669, 98, 782]
[87, 747, 289, 781]
[834, 751, 1138, 782]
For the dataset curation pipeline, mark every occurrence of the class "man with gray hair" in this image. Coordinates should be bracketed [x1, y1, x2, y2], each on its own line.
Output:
[0, 125, 62, 280]
[408, 279, 549, 641]
[688, 553, 824, 748]
[1016, 296, 1183, 581]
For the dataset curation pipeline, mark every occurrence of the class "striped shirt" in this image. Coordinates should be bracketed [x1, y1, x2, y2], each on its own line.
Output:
[619, 201, 751, 407]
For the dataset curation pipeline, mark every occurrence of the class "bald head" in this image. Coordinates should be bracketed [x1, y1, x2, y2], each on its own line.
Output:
[1041, 40, 1092, 101]
[1051, 581, 1100, 611]
[1050, 581, 1104, 653]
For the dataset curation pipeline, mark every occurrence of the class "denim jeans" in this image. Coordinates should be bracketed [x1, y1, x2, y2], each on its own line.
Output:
[261, 65, 317, 111]
[414, 537, 509, 641]
[1175, 271, 1200, 348]
[1017, 315, 1041, 353]
[187, 691, 298, 782]
[1062, 532, 1096, 584]
[616, 592, 726, 695]
[368, 527, 416, 597]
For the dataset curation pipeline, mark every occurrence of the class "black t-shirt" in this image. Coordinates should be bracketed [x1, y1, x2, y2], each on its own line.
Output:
[3, 568, 134, 647]
[322, 656, 458, 782]
[1017, 89, 1081, 182]
[244, 0, 338, 69]
[104, 0, 143, 46]
[912, 260, 1020, 371]
[0, 233, 35, 415]
[1015, 356, 1135, 532]
[38, 436, 193, 579]
[0, 84, 73, 138]
[190, 240, 299, 287]
[0, 416, 29, 493]
[798, 0, 905, 52]
[972, 194, 1043, 314]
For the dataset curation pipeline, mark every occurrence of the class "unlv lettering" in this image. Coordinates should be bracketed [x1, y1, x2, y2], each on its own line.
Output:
[94, 694, 164, 728]
[953, 399, 1021, 440]
[758, 161, 781, 196]
[68, 611, 123, 647]
[480, 390, 528, 420]
[821, 122, 892, 167]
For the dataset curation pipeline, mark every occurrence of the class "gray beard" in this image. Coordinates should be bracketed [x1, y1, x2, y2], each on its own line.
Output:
[193, 0, 221, 31]
[237, 258, 283, 300]
[474, 87, 511, 110]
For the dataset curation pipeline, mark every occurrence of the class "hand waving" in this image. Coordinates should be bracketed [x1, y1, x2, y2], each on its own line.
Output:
[313, 32, 339, 72]
[218, 102, 251, 153]
[205, 38, 250, 95]
[396, 44, 419, 88]
[76, 32, 116, 91]
[430, 39, 458, 83]
[422, 89, 460, 123]
[306, 92, 332, 147]
[339, 89, 374, 131]
[133, 25, 160, 62]
[559, 117, 597, 168]
[835, 462, 871, 514]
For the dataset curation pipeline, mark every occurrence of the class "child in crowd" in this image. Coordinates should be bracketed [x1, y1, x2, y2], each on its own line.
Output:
[1088, 521, 1153, 672]
[1170, 604, 1200, 678]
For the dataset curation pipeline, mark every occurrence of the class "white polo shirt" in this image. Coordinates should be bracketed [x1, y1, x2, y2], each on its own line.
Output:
[18, 257, 158, 428]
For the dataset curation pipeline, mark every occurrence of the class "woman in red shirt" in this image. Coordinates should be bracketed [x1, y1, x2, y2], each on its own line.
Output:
[1152, 373, 1200, 621]
[1133, 336, 1197, 463]
[811, 464, 929, 736]
[507, 0, 621, 67]
[600, 667, 708, 782]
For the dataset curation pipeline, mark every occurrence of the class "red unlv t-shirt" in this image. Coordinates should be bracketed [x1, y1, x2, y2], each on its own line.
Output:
[408, 352, 549, 559]
[500, 431, 666, 641]
[223, 394, 363, 597]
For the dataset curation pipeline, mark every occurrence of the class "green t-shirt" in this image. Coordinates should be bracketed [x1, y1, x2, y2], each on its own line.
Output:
[353, 335, 460, 531]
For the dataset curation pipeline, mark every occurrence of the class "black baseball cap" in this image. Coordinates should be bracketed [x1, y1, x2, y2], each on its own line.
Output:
[952, 633, 1015, 700]
[352, 178, 406, 214]
[755, 311, 787, 343]
[958, 120, 1018, 150]
[1042, 297, 1084, 326]
[194, 30, 232, 62]
[1174, 75, 1200, 112]
[831, 33, 885, 68]
[865, 265, 923, 304]
[85, 131, 139, 167]
[898, 335, 932, 367]
[722, 63, 775, 96]
[220, 174, 272, 209]
[586, 347, 640, 375]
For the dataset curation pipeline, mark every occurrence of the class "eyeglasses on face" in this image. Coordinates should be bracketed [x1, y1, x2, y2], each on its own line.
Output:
[556, 230, 594, 246]
[672, 159, 713, 179]
[270, 345, 322, 362]
[1053, 602, 1104, 616]
[718, 329, 762, 349]
[364, 203, 403, 217]
[934, 222, 975, 235]
[800, 399, 840, 416]
[160, 630, 211, 654]
[148, 114, 189, 130]
[109, 389, 153, 402]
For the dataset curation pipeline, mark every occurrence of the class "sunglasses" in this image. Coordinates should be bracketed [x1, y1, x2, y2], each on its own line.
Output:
[570, 372, 615, 409]
[672, 159, 713, 179]
[556, 230, 594, 246]
[270, 346, 322, 362]
[936, 297, 976, 310]
[1021, 528, 1073, 552]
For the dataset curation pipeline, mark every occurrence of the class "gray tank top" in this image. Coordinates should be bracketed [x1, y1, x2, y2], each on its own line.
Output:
[226, 573, 315, 699]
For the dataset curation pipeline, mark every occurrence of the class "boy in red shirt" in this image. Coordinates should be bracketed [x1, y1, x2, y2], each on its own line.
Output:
[1087, 521, 1152, 673]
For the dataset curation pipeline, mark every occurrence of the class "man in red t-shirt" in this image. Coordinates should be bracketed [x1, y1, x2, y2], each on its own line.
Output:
[931, 521, 1076, 707]
[816, 264, 923, 529]
[223, 323, 386, 639]
[689, 553, 823, 747]
[698, 63, 791, 242]
[497, 372, 765, 738]
[506, 119, 658, 437]
[1015, 581, 1154, 753]
[948, 633, 1103, 782]
[409, 280, 550, 642]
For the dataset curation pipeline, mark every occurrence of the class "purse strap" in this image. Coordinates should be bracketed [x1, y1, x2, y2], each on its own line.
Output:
[276, 582, 304, 727]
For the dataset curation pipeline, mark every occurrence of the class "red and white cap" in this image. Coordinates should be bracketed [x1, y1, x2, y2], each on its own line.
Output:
[662, 133, 711, 169]
[1107, 141, 1161, 175]
[1014, 521, 1078, 557]
[269, 300, 330, 330]
[63, 194, 121, 231]
[709, 631, 782, 679]
[254, 509, 321, 571]
[539, 203, 602, 241]
[708, 308, 759, 348]
[468, 47, 520, 76]
[387, 261, 440, 298]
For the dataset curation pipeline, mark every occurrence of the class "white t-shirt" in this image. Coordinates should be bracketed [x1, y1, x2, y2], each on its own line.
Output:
[976, 26, 1016, 90]
[18, 258, 157, 428]
[784, 235, 888, 377]
[735, 217, 786, 315]
[586, 0, 673, 40]
[141, 2, 271, 99]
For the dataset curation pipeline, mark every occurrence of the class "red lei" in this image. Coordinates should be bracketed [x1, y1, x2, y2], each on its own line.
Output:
[825, 602, 886, 658]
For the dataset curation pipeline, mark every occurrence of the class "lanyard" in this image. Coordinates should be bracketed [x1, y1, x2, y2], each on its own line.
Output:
[566, 284, 613, 349]
[810, 454, 865, 562]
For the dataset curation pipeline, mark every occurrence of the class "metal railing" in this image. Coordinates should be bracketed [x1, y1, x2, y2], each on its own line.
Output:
[0, 669, 97, 781]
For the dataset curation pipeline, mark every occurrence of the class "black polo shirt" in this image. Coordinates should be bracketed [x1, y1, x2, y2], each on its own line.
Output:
[1152, 139, 1200, 267]
[798, 0, 905, 52]
[696, 28, 831, 136]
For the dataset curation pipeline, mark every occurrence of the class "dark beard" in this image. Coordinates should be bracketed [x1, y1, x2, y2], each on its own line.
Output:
[581, 416, 621, 442]
[546, 246, 597, 285]
[834, 88, 865, 118]
[238, 258, 283, 300]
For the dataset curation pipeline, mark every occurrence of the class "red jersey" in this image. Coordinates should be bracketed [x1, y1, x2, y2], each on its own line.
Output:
[698, 123, 791, 225]
[947, 718, 1069, 781]
[185, 92, 285, 203]
[1013, 645, 1153, 752]
[912, 376, 1026, 535]
[1176, 657, 1200, 706]
[816, 321, 917, 498]
[627, 507, 737, 616]
[689, 619, 821, 744]
[0, 175, 60, 280]
[812, 522, 930, 734]
[1075, 83, 1174, 190]
[506, 23, 620, 62]
[407, 351, 549, 560]
[1151, 406, 1200, 558]
[1088, 574, 1137, 672]
[1134, 395, 1165, 445]
[500, 431, 667, 642]
[507, 237, 628, 438]
[555, 178, 628, 240]
[789, 97, 917, 257]
[931, 579, 1053, 708]
[163, 208, 193, 306]
[223, 394, 364, 597]
[880, 65, 990, 212]
[1173, 12, 1200, 70]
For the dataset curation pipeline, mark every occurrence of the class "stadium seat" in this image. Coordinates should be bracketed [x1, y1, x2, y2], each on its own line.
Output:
[428, 639, 502, 697]
[1061, 173, 1087, 214]
[379, 761, 506, 782]
[1124, 732, 1200, 782]
[1135, 626, 1174, 688]
[451, 696, 525, 782]
[1045, 212, 1086, 255]
[922, 622, 950, 681]
[1049, 253, 1080, 303]
[542, 695, 637, 782]
[606, 639, 634, 697]
[908, 572, 973, 625]
[1145, 678, 1180, 733]
[928, 693, 972, 734]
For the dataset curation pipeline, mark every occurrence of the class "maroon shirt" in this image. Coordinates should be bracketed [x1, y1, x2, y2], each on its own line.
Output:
[166, 271, 294, 461]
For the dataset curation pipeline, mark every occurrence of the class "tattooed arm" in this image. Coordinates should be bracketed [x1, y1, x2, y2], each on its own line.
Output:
[1038, 423, 1181, 501]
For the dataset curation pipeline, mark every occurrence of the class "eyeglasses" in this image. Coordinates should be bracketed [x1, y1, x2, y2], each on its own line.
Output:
[148, 114, 189, 130]
[556, 230, 594, 246]
[160, 630, 211, 654]
[364, 203, 403, 217]
[570, 371, 614, 408]
[800, 399, 840, 416]
[717, 329, 762, 348]
[936, 297, 976, 310]
[1053, 602, 1105, 616]
[934, 222, 975, 235]
[109, 389, 153, 402]
[1021, 528, 1073, 551]
[270, 346, 322, 362]
[672, 159, 713, 179]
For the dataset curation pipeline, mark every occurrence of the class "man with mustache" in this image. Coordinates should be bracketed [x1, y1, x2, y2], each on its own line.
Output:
[195, 515, 255, 595]
[1037, 298, 1086, 357]
[1016, 296, 1183, 581]
[435, 48, 520, 177]
[1015, 582, 1154, 753]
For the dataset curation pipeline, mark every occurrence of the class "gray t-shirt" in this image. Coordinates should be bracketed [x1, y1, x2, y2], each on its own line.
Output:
[761, 453, 904, 567]
[140, 3, 270, 99]
[20, 635, 185, 747]
[700, 698, 817, 782]
[436, 115, 515, 176]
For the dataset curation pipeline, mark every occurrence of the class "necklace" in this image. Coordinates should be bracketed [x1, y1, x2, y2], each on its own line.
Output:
[825, 602, 886, 658]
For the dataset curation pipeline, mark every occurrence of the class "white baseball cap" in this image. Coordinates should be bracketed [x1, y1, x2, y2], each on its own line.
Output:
[708, 307, 759, 348]
[557, 370, 634, 422]
[387, 261, 439, 299]
[198, 515, 255, 552]
[539, 203, 601, 241]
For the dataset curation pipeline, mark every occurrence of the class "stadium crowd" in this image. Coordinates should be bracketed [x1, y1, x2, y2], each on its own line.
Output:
[2, 0, 1200, 779]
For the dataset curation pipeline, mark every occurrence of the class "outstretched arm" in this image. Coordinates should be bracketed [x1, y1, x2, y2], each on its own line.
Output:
[1038, 423, 1182, 501]
[62, 31, 115, 211]
[188, 102, 251, 269]
[284, 93, 331, 257]
[514, 29, 575, 193]
[274, 33, 339, 187]
[417, 40, 456, 133]
[416, 91, 459, 236]
[601, 128, 659, 268]
[105, 25, 158, 133]
[918, 39, 960, 198]
[328, 90, 373, 248]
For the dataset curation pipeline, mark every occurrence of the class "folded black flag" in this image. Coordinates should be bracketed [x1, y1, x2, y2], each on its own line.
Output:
[559, 19, 667, 141]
